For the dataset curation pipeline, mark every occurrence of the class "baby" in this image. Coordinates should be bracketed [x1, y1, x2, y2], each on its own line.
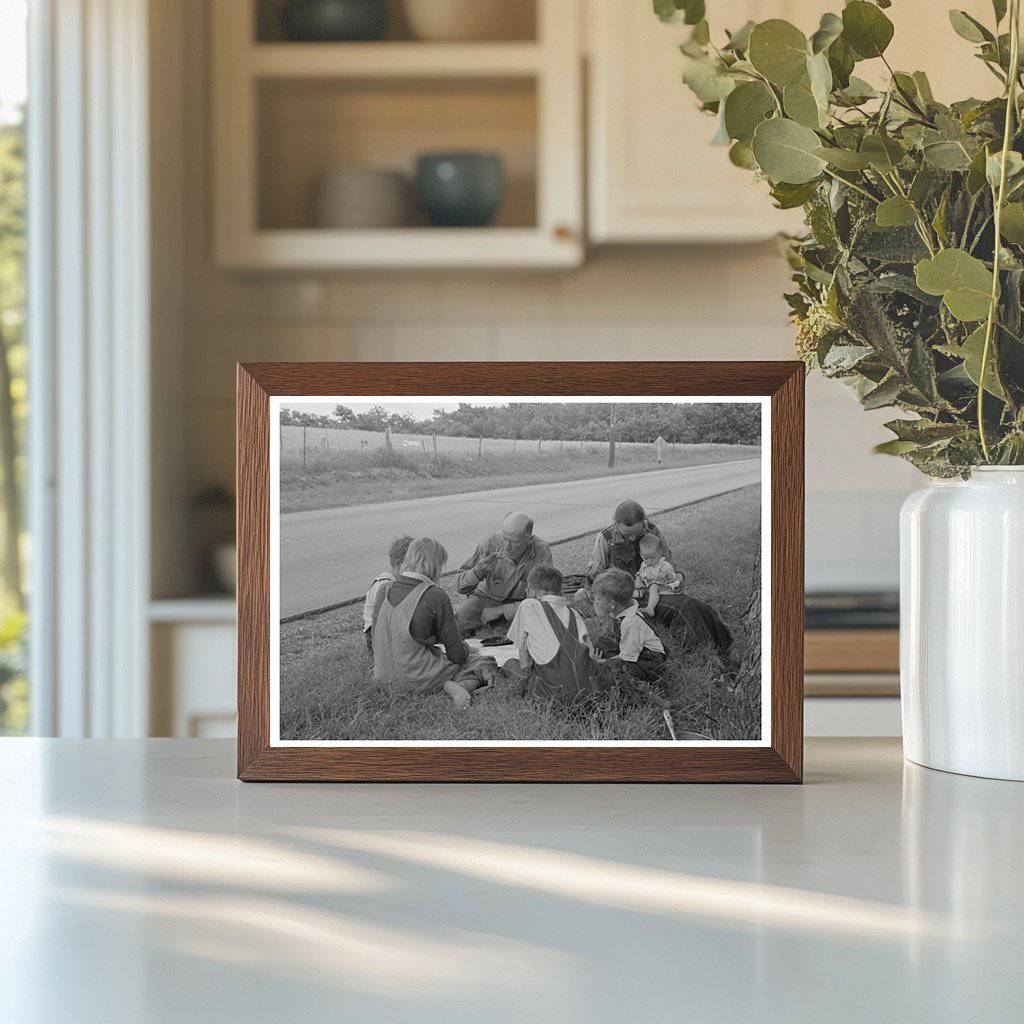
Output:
[635, 533, 683, 616]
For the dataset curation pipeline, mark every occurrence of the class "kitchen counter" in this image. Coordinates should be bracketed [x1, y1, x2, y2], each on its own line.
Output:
[2, 738, 1022, 1023]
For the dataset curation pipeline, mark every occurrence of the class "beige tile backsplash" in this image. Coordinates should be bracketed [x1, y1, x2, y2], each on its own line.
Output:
[177, 246, 916, 592]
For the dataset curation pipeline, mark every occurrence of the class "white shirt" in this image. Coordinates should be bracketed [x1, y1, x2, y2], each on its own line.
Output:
[362, 571, 395, 631]
[508, 595, 589, 666]
[616, 603, 665, 663]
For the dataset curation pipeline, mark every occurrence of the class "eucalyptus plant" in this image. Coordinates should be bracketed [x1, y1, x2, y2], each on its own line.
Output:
[659, 0, 1024, 474]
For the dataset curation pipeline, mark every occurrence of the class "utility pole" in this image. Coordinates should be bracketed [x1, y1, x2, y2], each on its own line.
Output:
[608, 403, 617, 468]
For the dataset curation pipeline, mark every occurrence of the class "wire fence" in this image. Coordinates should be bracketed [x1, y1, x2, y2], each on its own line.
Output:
[280, 424, 757, 473]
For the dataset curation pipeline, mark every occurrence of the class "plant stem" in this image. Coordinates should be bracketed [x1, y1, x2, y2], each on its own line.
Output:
[979, 0, 1021, 463]
[821, 167, 879, 203]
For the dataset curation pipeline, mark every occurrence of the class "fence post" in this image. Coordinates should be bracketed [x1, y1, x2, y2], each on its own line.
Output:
[432, 434, 438, 458]
[537, 438, 542, 452]
[384, 424, 393, 451]
[512, 438, 517, 455]
[478, 436, 483, 456]
[302, 426, 307, 472]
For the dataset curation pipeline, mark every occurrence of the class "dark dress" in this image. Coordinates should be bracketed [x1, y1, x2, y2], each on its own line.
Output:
[599, 524, 733, 657]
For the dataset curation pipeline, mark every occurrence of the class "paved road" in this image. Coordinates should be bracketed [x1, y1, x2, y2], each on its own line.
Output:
[279, 459, 761, 618]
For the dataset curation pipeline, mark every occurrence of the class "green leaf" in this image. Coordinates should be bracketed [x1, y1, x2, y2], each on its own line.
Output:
[836, 75, 877, 105]
[1000, 202, 1024, 242]
[923, 141, 973, 171]
[915, 249, 994, 321]
[752, 117, 827, 184]
[875, 196, 918, 228]
[862, 374, 902, 410]
[783, 83, 822, 129]
[959, 325, 1007, 398]
[909, 165, 936, 205]
[932, 190, 950, 247]
[770, 179, 820, 209]
[814, 146, 872, 170]
[885, 419, 963, 443]
[688, 20, 710, 47]
[827, 35, 855, 89]
[723, 81, 775, 143]
[842, 1, 895, 60]
[681, 55, 737, 103]
[912, 71, 935, 105]
[948, 10, 993, 44]
[654, 0, 705, 25]
[748, 19, 810, 87]
[728, 140, 758, 169]
[810, 12, 843, 54]
[874, 439, 921, 455]
[807, 51, 833, 110]
[860, 133, 905, 172]
[986, 150, 1024, 190]
[994, 0, 1008, 24]
[724, 20, 755, 53]
[967, 143, 992, 193]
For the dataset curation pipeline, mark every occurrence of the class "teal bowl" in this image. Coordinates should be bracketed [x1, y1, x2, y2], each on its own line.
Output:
[415, 152, 505, 228]
[281, 0, 388, 42]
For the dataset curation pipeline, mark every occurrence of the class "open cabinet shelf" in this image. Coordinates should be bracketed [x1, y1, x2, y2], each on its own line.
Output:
[212, 0, 582, 269]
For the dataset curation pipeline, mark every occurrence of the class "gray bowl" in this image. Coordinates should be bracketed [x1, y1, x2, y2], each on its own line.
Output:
[415, 152, 505, 228]
[280, 0, 388, 42]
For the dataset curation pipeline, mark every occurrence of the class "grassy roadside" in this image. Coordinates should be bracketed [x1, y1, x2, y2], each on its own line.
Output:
[281, 443, 760, 513]
[279, 483, 762, 742]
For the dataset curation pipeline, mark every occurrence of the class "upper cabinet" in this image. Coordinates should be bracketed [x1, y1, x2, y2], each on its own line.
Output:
[586, 0, 1001, 245]
[587, 0, 815, 243]
[211, 0, 584, 269]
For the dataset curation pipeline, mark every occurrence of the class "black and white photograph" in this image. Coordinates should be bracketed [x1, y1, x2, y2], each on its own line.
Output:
[270, 396, 770, 745]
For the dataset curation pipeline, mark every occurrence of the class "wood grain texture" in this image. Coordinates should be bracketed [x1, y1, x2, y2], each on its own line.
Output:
[236, 361, 805, 783]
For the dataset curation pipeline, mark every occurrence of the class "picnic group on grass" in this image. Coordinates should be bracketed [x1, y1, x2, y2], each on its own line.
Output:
[363, 498, 735, 710]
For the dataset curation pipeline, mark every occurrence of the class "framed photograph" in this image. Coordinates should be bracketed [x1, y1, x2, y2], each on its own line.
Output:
[237, 362, 803, 782]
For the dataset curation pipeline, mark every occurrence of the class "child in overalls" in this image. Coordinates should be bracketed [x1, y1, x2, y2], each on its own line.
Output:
[504, 565, 598, 702]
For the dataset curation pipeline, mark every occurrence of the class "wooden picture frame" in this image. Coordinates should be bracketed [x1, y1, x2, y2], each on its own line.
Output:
[237, 362, 804, 782]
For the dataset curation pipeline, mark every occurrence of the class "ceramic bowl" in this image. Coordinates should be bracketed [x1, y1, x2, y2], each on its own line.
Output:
[315, 168, 409, 228]
[415, 152, 505, 228]
[281, 0, 388, 42]
[403, 0, 534, 42]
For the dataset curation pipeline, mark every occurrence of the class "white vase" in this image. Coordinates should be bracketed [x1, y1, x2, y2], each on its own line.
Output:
[900, 467, 1024, 780]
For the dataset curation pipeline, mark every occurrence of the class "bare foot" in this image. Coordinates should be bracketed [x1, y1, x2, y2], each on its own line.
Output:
[444, 681, 472, 709]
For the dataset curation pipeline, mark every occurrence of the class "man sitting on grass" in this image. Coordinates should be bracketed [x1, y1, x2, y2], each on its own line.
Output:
[504, 565, 597, 702]
[455, 511, 552, 635]
[590, 568, 668, 682]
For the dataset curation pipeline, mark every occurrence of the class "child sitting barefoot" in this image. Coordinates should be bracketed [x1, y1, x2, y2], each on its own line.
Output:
[591, 568, 668, 682]
[504, 565, 597, 702]
[363, 535, 414, 657]
[635, 533, 683, 617]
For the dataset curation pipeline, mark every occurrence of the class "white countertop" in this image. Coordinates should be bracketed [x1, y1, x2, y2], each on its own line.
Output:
[2, 738, 1022, 1023]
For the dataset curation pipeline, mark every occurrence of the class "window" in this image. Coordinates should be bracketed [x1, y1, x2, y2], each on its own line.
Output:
[0, 0, 28, 734]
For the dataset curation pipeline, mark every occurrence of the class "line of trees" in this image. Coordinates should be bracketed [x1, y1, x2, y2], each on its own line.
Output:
[280, 402, 761, 446]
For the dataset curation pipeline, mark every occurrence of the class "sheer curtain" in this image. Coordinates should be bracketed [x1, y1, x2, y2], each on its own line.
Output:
[28, 0, 150, 736]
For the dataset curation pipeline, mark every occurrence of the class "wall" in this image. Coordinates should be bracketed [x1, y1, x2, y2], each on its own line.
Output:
[152, 0, 919, 598]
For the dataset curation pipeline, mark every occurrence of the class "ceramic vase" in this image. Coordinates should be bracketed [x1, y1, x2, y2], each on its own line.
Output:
[900, 467, 1024, 781]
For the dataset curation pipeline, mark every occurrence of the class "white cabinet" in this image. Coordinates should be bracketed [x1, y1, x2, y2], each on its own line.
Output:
[588, 1, 813, 243]
[586, 0, 998, 244]
[212, 0, 584, 269]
